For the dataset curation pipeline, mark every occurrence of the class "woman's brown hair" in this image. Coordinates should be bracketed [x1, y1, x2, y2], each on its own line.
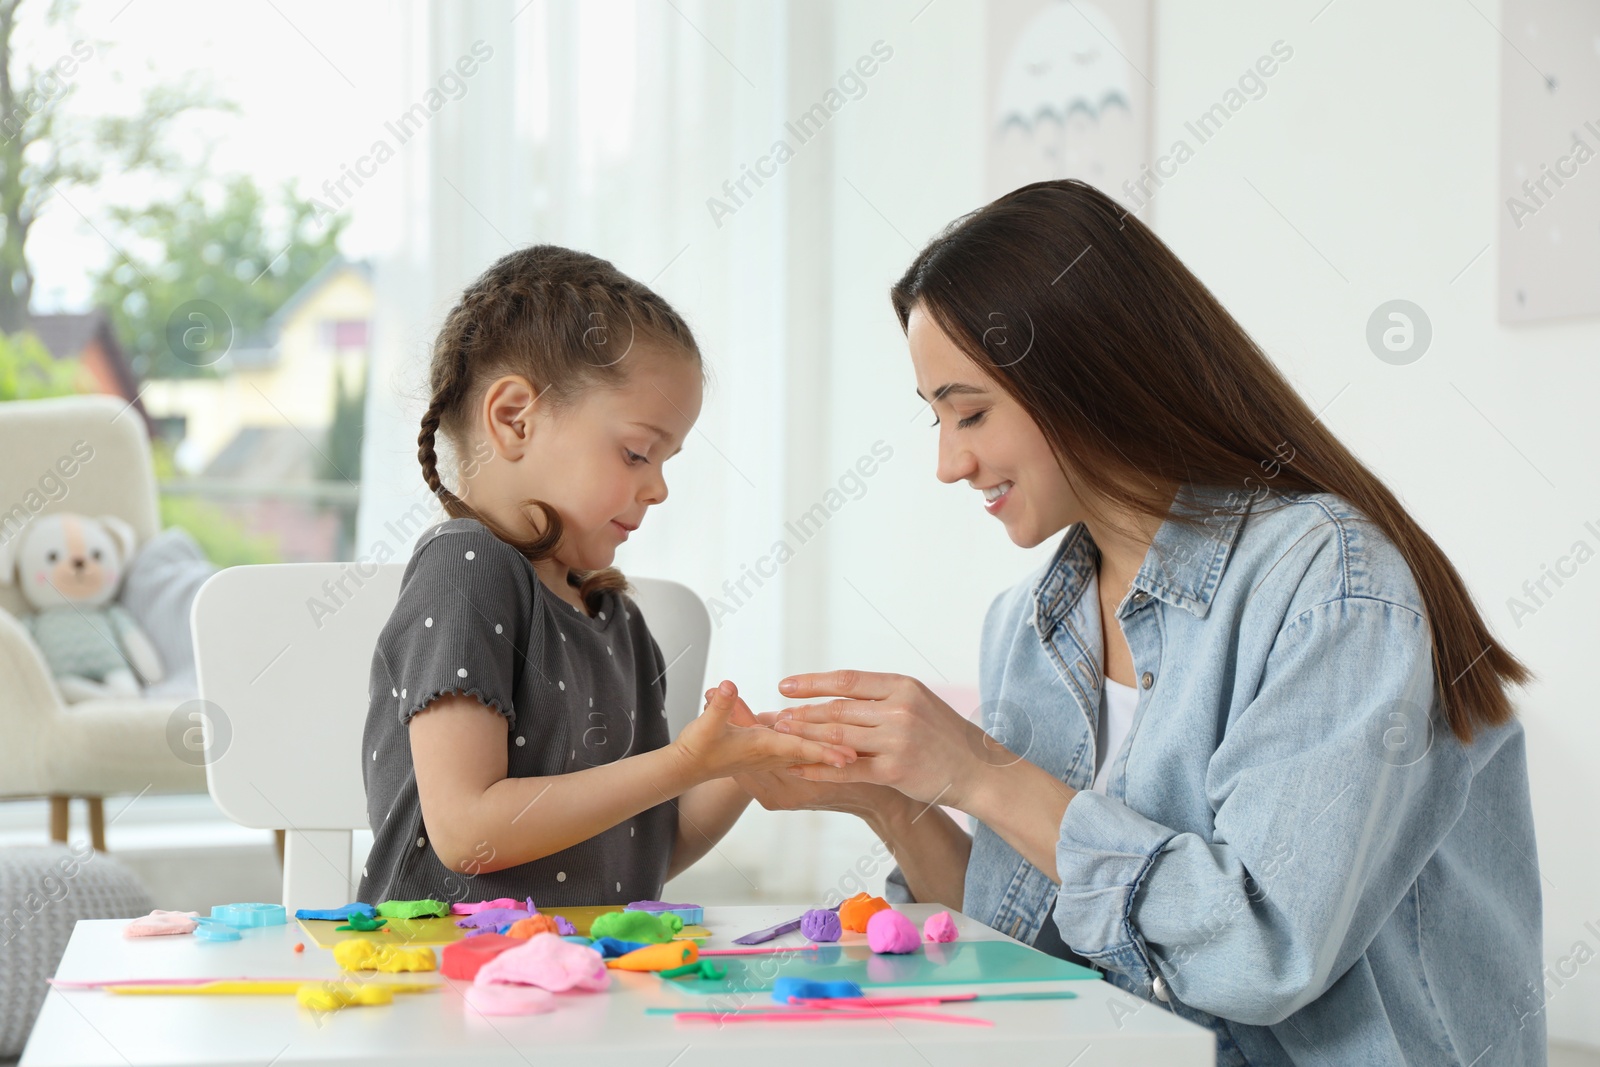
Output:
[891, 179, 1529, 743]
[418, 244, 701, 611]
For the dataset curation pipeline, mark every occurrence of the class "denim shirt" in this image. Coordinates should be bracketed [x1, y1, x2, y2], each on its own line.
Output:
[885, 484, 1544, 1066]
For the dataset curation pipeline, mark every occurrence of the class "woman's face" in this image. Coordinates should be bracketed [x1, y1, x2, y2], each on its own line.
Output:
[907, 304, 1080, 549]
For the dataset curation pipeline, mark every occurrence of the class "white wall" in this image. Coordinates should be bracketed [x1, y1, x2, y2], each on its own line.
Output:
[819, 0, 1599, 1045]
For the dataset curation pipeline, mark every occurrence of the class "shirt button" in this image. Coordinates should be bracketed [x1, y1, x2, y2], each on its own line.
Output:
[1153, 975, 1171, 1003]
[1132, 591, 1148, 605]
[1141, 671, 1154, 689]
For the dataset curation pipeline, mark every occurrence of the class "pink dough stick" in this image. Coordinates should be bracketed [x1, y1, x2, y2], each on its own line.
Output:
[697, 945, 825, 957]
[49, 976, 317, 989]
[675, 1008, 990, 1027]
[792, 993, 979, 1008]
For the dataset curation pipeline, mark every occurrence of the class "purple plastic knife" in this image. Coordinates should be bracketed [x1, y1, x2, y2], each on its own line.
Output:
[732, 903, 842, 945]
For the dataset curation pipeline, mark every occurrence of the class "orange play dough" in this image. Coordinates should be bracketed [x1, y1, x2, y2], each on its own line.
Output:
[838, 892, 890, 933]
[606, 940, 698, 972]
[506, 915, 561, 939]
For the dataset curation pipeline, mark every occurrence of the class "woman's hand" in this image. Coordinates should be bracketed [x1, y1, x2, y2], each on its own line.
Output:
[670, 680, 857, 785]
[770, 670, 1001, 809]
[733, 765, 907, 820]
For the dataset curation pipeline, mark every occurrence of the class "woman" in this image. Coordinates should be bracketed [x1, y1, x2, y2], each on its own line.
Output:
[733, 180, 1544, 1066]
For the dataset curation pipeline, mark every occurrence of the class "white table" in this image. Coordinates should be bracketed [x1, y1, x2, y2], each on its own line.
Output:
[22, 903, 1215, 1066]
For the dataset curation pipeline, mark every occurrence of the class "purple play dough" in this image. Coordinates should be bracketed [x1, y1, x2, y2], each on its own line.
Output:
[456, 906, 536, 930]
[800, 908, 841, 942]
[625, 899, 698, 913]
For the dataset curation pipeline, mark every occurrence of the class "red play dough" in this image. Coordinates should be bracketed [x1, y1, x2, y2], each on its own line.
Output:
[441, 933, 521, 980]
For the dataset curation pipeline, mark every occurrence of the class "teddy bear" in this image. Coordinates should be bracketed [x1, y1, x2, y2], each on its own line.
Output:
[0, 513, 165, 702]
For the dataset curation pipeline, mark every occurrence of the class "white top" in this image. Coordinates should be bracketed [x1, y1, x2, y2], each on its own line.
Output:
[1091, 676, 1140, 794]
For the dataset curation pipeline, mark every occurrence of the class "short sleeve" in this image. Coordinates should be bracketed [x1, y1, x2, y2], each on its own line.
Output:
[375, 523, 534, 728]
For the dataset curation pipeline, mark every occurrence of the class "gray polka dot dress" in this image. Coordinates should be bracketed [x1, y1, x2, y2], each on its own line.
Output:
[357, 517, 675, 907]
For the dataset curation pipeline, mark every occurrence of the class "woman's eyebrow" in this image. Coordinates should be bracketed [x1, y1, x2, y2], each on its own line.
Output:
[915, 382, 987, 402]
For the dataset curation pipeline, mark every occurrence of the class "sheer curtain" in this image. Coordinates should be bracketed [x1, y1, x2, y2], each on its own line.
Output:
[356, 0, 879, 901]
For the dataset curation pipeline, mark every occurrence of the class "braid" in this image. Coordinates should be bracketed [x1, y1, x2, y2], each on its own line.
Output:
[417, 245, 701, 612]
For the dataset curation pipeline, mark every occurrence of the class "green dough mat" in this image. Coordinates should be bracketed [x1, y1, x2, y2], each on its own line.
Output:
[661, 939, 1100, 995]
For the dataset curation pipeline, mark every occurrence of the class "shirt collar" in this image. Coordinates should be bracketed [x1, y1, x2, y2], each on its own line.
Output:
[1032, 483, 1251, 624]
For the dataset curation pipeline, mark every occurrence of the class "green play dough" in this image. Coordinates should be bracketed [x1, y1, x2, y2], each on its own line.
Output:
[374, 899, 450, 919]
[336, 914, 388, 931]
[589, 909, 683, 943]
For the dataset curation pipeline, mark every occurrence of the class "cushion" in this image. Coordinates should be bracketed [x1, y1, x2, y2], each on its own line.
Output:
[119, 527, 217, 701]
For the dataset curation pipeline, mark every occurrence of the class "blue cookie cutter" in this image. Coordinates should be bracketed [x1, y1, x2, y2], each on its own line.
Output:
[210, 902, 287, 928]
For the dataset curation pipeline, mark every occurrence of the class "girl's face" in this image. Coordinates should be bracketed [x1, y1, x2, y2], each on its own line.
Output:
[906, 304, 1080, 549]
[472, 348, 703, 573]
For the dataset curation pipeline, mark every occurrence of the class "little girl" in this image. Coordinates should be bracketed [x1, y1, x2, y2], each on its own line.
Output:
[357, 245, 854, 907]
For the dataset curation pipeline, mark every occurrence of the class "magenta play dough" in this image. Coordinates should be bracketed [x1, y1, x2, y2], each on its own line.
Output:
[865, 908, 920, 954]
[474, 932, 610, 992]
[923, 911, 959, 943]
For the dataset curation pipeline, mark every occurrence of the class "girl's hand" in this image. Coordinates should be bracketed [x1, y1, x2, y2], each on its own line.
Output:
[770, 671, 998, 808]
[671, 680, 857, 784]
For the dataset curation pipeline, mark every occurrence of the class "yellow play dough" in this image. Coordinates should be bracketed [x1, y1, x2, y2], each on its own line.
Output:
[296, 981, 396, 1010]
[333, 939, 438, 973]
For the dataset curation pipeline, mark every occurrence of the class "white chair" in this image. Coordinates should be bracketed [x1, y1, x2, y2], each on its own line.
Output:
[190, 562, 710, 915]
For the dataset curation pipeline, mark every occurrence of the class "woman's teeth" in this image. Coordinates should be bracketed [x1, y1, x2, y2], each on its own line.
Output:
[984, 482, 1013, 503]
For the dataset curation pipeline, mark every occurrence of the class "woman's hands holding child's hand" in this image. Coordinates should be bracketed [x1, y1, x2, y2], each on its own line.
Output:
[671, 680, 857, 786]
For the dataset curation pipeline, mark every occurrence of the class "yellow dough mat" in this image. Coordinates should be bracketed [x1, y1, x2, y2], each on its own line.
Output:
[298, 906, 710, 948]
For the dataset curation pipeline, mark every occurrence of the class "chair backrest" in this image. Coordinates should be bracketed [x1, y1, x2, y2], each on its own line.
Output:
[191, 562, 710, 914]
[0, 394, 159, 619]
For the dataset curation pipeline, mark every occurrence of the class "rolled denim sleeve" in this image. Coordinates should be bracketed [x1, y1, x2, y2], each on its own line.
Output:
[1052, 597, 1467, 1025]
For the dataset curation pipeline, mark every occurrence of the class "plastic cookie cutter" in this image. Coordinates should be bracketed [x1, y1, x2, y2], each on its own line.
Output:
[211, 903, 287, 928]
[191, 917, 242, 942]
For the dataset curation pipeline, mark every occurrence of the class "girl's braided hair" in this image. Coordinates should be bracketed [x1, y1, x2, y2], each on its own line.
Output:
[417, 244, 701, 612]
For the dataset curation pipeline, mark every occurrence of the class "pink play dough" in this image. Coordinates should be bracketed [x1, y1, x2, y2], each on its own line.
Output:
[123, 910, 201, 937]
[474, 932, 610, 993]
[452, 898, 522, 916]
[462, 982, 556, 1015]
[923, 911, 959, 943]
[865, 908, 921, 954]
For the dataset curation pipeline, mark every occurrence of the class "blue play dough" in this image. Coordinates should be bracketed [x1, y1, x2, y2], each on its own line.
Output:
[771, 977, 863, 1003]
[589, 936, 650, 959]
[560, 935, 594, 945]
[294, 902, 377, 922]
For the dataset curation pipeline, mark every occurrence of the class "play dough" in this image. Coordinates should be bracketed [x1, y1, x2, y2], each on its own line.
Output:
[588, 909, 682, 943]
[295, 981, 395, 1011]
[589, 936, 649, 959]
[924, 911, 959, 943]
[507, 915, 561, 939]
[334, 914, 387, 932]
[333, 940, 438, 973]
[452, 898, 522, 915]
[866, 909, 920, 954]
[463, 982, 556, 1015]
[625, 899, 704, 925]
[800, 908, 841, 942]
[123, 910, 201, 937]
[837, 892, 890, 932]
[441, 933, 521, 980]
[771, 977, 863, 1004]
[454, 902, 537, 931]
[474, 933, 610, 992]
[375, 899, 449, 919]
[606, 940, 697, 972]
[294, 903, 376, 922]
